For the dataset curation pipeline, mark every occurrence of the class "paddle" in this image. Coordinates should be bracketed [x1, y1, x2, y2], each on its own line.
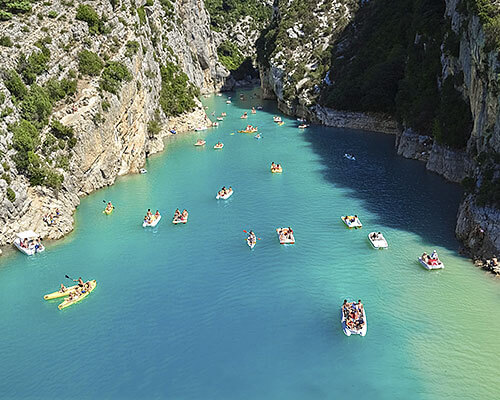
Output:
[102, 200, 115, 209]
[243, 230, 262, 240]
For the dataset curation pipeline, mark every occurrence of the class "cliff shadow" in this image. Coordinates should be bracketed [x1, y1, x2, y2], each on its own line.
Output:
[302, 125, 464, 251]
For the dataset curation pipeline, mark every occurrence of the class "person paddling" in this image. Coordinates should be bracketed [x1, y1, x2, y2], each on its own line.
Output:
[73, 277, 84, 288]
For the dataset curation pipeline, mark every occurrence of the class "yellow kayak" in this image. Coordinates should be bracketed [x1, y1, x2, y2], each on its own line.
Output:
[58, 280, 97, 310]
[103, 207, 113, 215]
[44, 284, 78, 300]
[271, 167, 283, 173]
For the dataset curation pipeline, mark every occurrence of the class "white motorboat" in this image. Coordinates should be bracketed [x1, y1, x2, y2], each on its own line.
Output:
[194, 126, 207, 131]
[273, 116, 282, 123]
[194, 140, 206, 146]
[214, 143, 224, 149]
[298, 124, 309, 129]
[226, 100, 231, 104]
[344, 153, 356, 161]
[341, 216, 362, 229]
[341, 305, 367, 337]
[419, 252, 444, 270]
[276, 228, 295, 244]
[14, 231, 45, 255]
[139, 168, 147, 174]
[217, 117, 224, 121]
[368, 232, 388, 249]
[216, 189, 233, 200]
[143, 214, 161, 228]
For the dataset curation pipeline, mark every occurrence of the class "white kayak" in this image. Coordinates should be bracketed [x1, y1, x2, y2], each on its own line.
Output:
[247, 238, 256, 249]
[341, 216, 362, 228]
[276, 228, 295, 244]
[368, 232, 388, 249]
[419, 256, 444, 270]
[143, 215, 161, 228]
[216, 190, 233, 200]
[341, 306, 367, 337]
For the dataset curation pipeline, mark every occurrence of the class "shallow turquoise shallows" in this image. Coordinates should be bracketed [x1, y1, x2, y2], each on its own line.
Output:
[1, 88, 499, 400]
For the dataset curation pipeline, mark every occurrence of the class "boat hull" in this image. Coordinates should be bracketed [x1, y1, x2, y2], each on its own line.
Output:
[368, 232, 388, 249]
[341, 216, 362, 228]
[44, 284, 79, 300]
[419, 257, 444, 270]
[143, 215, 162, 228]
[58, 280, 97, 310]
[216, 191, 233, 200]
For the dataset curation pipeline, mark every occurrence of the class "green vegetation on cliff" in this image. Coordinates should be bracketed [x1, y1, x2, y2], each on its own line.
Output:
[159, 61, 199, 116]
[321, 0, 472, 148]
[205, 0, 271, 31]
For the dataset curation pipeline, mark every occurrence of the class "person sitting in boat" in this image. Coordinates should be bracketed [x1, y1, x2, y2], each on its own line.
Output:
[248, 231, 256, 244]
[430, 250, 438, 260]
[73, 277, 85, 288]
[181, 209, 188, 219]
[59, 283, 67, 293]
[174, 208, 181, 217]
[155, 210, 160, 218]
[287, 227, 293, 239]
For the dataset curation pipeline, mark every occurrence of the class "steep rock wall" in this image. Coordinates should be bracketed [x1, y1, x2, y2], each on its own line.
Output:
[0, 0, 225, 246]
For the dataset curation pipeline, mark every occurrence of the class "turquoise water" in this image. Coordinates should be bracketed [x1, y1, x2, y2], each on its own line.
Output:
[1, 88, 499, 399]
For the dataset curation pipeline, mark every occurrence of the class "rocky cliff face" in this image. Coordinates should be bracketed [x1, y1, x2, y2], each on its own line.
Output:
[257, 0, 499, 259]
[0, 0, 227, 246]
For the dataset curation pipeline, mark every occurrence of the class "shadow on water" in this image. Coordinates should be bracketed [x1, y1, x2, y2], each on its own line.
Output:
[206, 87, 464, 251]
[302, 124, 464, 250]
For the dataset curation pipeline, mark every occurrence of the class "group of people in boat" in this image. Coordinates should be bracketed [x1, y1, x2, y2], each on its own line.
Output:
[240, 125, 257, 133]
[342, 299, 365, 331]
[59, 277, 92, 301]
[277, 227, 294, 241]
[43, 208, 61, 226]
[271, 162, 282, 172]
[104, 202, 114, 213]
[370, 232, 382, 240]
[214, 141, 223, 148]
[144, 209, 160, 224]
[247, 230, 256, 245]
[173, 209, 188, 222]
[421, 250, 440, 265]
[344, 215, 359, 224]
[19, 237, 42, 251]
[273, 116, 282, 123]
[218, 186, 233, 197]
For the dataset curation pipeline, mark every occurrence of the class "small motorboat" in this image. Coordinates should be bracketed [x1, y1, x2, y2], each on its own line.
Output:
[341, 215, 362, 228]
[217, 117, 224, 121]
[226, 100, 231, 104]
[368, 232, 388, 249]
[143, 214, 161, 228]
[14, 231, 45, 255]
[216, 188, 233, 199]
[298, 124, 309, 129]
[214, 142, 224, 149]
[194, 140, 206, 146]
[276, 228, 295, 244]
[344, 153, 356, 161]
[341, 302, 367, 337]
[194, 126, 208, 131]
[419, 251, 444, 270]
[273, 116, 282, 123]
[139, 168, 147, 174]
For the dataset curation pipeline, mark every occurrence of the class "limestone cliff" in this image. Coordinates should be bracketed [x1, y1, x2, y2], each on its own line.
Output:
[0, 0, 227, 246]
[257, 0, 499, 259]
